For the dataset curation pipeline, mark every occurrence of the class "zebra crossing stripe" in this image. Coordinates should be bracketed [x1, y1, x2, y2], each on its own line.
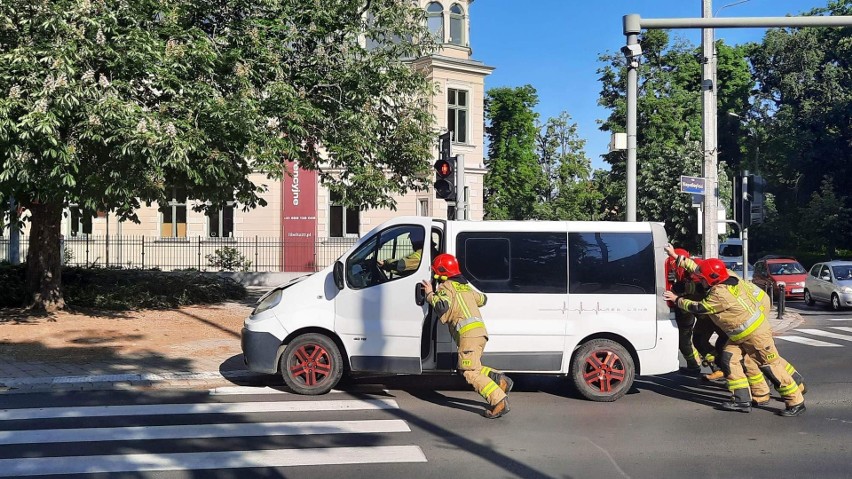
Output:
[794, 329, 852, 342]
[0, 399, 399, 421]
[208, 386, 340, 395]
[826, 318, 852, 321]
[831, 326, 852, 333]
[0, 419, 411, 446]
[775, 335, 842, 347]
[0, 446, 428, 477]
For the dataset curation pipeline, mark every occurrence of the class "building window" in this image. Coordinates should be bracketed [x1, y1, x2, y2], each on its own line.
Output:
[426, 2, 444, 42]
[207, 203, 235, 238]
[330, 191, 360, 238]
[418, 198, 429, 217]
[449, 4, 464, 46]
[160, 187, 187, 238]
[447, 88, 468, 144]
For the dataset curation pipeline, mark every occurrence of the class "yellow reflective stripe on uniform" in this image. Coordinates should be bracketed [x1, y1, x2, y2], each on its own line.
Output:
[699, 298, 717, 314]
[679, 256, 700, 273]
[747, 373, 765, 385]
[458, 321, 485, 336]
[778, 382, 800, 396]
[480, 381, 499, 399]
[481, 367, 493, 377]
[451, 282, 475, 318]
[728, 311, 765, 342]
[727, 378, 749, 391]
[411, 251, 421, 260]
[785, 363, 796, 374]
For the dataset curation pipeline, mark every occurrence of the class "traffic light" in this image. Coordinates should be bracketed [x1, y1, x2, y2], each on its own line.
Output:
[748, 174, 766, 226]
[734, 172, 766, 228]
[434, 156, 457, 201]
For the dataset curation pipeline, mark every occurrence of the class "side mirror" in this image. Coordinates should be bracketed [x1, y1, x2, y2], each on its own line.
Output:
[333, 261, 345, 290]
[415, 282, 425, 306]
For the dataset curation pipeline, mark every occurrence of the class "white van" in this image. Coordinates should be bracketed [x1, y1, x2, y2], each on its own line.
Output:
[241, 216, 678, 402]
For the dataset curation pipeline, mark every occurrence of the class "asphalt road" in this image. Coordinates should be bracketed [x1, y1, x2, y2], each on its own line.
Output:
[2, 306, 851, 479]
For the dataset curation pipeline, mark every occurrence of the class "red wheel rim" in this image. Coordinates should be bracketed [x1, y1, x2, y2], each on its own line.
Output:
[288, 343, 333, 387]
[582, 349, 626, 393]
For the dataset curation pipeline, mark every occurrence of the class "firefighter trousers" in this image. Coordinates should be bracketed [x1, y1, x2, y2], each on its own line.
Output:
[722, 321, 804, 407]
[457, 335, 507, 406]
[674, 308, 701, 369]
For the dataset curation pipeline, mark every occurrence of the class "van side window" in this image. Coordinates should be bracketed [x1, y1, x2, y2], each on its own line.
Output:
[568, 232, 655, 294]
[457, 232, 567, 293]
[345, 225, 426, 289]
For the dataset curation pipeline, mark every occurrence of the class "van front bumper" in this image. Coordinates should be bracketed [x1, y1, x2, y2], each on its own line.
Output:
[241, 328, 283, 374]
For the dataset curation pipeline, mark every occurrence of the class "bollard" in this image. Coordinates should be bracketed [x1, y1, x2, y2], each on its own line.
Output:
[777, 283, 786, 318]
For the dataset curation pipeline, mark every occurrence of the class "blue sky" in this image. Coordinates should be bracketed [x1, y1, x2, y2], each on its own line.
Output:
[469, 0, 830, 170]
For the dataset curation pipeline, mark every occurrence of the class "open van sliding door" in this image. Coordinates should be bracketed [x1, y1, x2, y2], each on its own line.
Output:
[334, 217, 432, 375]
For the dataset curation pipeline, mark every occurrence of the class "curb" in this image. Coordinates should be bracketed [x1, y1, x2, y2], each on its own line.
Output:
[0, 370, 271, 394]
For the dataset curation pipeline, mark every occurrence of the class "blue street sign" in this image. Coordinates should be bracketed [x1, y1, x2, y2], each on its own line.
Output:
[680, 175, 706, 195]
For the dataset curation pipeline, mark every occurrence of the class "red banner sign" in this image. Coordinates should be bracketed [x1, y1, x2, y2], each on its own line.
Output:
[281, 163, 317, 272]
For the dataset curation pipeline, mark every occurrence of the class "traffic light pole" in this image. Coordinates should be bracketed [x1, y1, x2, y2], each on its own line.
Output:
[455, 154, 466, 220]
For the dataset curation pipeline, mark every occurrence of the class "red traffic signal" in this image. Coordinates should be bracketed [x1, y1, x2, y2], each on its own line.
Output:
[434, 157, 457, 200]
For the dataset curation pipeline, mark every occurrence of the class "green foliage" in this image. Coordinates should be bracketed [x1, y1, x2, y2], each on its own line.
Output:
[0, 0, 437, 306]
[0, 265, 246, 309]
[0, 263, 27, 307]
[206, 246, 252, 272]
[747, 1, 852, 257]
[63, 268, 247, 310]
[484, 85, 546, 220]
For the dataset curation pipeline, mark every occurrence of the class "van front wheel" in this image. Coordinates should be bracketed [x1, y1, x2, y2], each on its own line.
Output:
[571, 339, 635, 402]
[280, 333, 343, 395]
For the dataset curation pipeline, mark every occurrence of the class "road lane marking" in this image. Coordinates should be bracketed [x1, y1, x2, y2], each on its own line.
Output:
[775, 336, 842, 347]
[0, 446, 428, 477]
[208, 386, 341, 395]
[831, 326, 852, 332]
[0, 399, 399, 421]
[794, 329, 852, 342]
[0, 419, 410, 445]
[826, 318, 852, 321]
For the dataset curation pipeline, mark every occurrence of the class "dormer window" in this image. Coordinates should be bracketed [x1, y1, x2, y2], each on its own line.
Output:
[426, 2, 444, 42]
[449, 4, 465, 46]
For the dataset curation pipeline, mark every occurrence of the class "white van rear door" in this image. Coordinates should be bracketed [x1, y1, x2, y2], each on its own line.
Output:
[335, 218, 431, 374]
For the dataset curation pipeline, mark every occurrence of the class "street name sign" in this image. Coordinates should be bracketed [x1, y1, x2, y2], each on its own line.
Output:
[680, 175, 706, 195]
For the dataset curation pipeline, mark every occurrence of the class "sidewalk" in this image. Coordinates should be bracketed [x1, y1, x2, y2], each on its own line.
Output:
[0, 297, 805, 394]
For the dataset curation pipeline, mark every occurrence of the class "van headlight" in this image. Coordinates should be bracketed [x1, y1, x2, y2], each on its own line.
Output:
[253, 289, 283, 315]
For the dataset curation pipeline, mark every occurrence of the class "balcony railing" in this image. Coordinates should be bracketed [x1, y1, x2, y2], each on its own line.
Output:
[0, 236, 358, 272]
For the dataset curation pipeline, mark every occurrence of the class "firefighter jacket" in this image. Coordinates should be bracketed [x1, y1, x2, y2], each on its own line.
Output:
[676, 256, 769, 312]
[427, 276, 488, 343]
[384, 249, 422, 274]
[674, 276, 765, 343]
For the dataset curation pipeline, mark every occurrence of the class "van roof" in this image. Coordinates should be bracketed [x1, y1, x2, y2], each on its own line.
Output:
[438, 218, 656, 232]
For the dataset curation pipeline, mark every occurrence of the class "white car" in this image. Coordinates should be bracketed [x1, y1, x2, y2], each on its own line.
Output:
[804, 261, 852, 311]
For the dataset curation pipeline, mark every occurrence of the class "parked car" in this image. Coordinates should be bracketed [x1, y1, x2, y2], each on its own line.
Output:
[718, 239, 743, 264]
[724, 261, 754, 281]
[752, 256, 808, 300]
[804, 261, 852, 311]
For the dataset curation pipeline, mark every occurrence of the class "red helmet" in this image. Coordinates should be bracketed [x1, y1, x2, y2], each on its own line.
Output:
[699, 258, 730, 286]
[432, 253, 461, 279]
[665, 249, 691, 281]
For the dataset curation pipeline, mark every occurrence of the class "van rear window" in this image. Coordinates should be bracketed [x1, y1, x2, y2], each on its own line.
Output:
[568, 232, 655, 294]
[456, 232, 567, 293]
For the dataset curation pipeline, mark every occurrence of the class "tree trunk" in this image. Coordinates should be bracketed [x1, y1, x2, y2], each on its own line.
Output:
[25, 201, 66, 312]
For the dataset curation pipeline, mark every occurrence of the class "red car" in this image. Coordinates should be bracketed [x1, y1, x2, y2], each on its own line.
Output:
[752, 256, 808, 300]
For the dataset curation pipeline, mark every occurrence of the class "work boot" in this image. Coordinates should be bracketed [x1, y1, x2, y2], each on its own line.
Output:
[498, 374, 514, 394]
[487, 371, 513, 394]
[777, 403, 806, 417]
[484, 397, 510, 419]
[702, 370, 725, 382]
[752, 395, 770, 406]
[719, 401, 751, 413]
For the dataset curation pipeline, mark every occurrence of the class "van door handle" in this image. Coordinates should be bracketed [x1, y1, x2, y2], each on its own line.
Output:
[415, 282, 426, 306]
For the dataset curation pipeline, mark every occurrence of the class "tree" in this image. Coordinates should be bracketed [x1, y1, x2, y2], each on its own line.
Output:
[483, 85, 545, 220]
[597, 30, 753, 252]
[747, 1, 852, 255]
[0, 0, 436, 311]
[535, 112, 601, 220]
[799, 177, 852, 257]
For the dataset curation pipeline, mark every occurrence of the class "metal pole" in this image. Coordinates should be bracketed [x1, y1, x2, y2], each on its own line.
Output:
[624, 14, 640, 222]
[455, 154, 466, 220]
[8, 197, 20, 265]
[742, 170, 749, 277]
[701, 0, 719, 259]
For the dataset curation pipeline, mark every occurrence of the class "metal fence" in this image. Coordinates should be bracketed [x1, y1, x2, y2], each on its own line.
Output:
[1, 236, 358, 272]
